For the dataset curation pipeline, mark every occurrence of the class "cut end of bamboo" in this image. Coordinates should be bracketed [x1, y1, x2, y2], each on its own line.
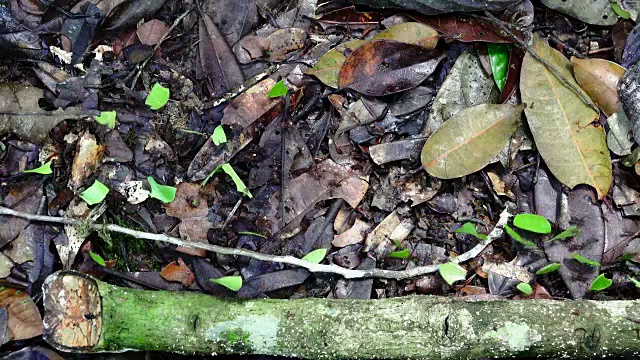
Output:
[42, 271, 102, 352]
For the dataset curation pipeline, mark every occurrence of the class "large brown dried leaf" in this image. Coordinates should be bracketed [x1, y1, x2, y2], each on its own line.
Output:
[422, 104, 523, 179]
[0, 288, 43, 340]
[571, 57, 625, 116]
[136, 19, 169, 45]
[164, 183, 212, 243]
[198, 13, 244, 98]
[520, 35, 612, 199]
[338, 40, 444, 96]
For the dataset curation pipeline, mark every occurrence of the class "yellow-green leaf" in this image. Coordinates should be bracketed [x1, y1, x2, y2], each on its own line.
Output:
[80, 180, 109, 205]
[571, 57, 625, 116]
[421, 103, 524, 179]
[89, 251, 106, 266]
[301, 248, 327, 263]
[23, 160, 52, 175]
[211, 125, 227, 146]
[95, 111, 116, 129]
[520, 35, 612, 199]
[516, 282, 533, 295]
[147, 176, 176, 203]
[372, 22, 438, 49]
[209, 276, 243, 291]
[145, 83, 170, 110]
[589, 273, 612, 291]
[306, 40, 365, 88]
[438, 262, 467, 285]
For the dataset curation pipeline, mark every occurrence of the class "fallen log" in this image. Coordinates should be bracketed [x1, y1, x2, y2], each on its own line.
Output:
[43, 271, 640, 358]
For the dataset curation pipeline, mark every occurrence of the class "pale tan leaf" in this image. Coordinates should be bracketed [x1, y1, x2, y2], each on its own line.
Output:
[520, 35, 612, 199]
[421, 104, 524, 179]
[571, 57, 625, 116]
[0, 288, 43, 340]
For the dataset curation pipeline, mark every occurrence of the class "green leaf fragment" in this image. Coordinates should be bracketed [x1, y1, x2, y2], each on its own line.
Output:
[89, 251, 106, 266]
[24, 160, 53, 175]
[513, 213, 552, 234]
[301, 248, 327, 264]
[487, 43, 510, 91]
[504, 224, 538, 247]
[147, 176, 176, 203]
[80, 180, 109, 205]
[454, 222, 488, 240]
[145, 83, 170, 110]
[95, 111, 116, 128]
[211, 125, 227, 146]
[549, 226, 581, 241]
[439, 262, 467, 285]
[219, 163, 252, 198]
[388, 248, 411, 259]
[210, 276, 243, 291]
[629, 276, 640, 288]
[535, 263, 561, 275]
[572, 253, 601, 267]
[589, 273, 612, 291]
[516, 282, 533, 295]
[268, 80, 288, 98]
[611, 2, 631, 19]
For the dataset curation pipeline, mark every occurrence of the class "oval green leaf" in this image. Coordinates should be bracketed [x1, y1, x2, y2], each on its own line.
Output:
[589, 273, 612, 291]
[520, 35, 612, 199]
[487, 43, 509, 91]
[95, 111, 116, 129]
[306, 40, 365, 88]
[268, 79, 288, 98]
[504, 224, 538, 248]
[147, 176, 176, 203]
[513, 213, 552, 234]
[301, 248, 327, 264]
[210, 276, 243, 291]
[80, 180, 109, 205]
[422, 103, 524, 179]
[516, 282, 533, 295]
[24, 160, 53, 175]
[145, 83, 170, 110]
[536, 263, 561, 275]
[89, 251, 106, 266]
[438, 262, 467, 285]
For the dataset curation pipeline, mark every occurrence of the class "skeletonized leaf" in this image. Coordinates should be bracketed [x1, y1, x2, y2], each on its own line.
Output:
[540, 0, 618, 25]
[339, 40, 444, 96]
[421, 104, 524, 179]
[571, 57, 625, 116]
[520, 35, 612, 199]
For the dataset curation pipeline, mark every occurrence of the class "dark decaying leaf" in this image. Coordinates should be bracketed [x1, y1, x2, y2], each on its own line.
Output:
[238, 269, 310, 298]
[60, 2, 103, 64]
[102, 0, 167, 31]
[623, 23, 640, 68]
[353, 0, 522, 15]
[413, 14, 524, 43]
[602, 204, 640, 265]
[619, 61, 640, 144]
[339, 40, 444, 96]
[136, 19, 170, 45]
[206, 0, 259, 45]
[543, 187, 604, 299]
[198, 13, 244, 98]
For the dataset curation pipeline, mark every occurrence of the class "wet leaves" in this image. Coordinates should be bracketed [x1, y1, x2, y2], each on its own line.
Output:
[520, 36, 612, 199]
[422, 104, 523, 179]
[339, 40, 444, 96]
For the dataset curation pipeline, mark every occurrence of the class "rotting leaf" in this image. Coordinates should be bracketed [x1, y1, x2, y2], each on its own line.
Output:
[209, 276, 243, 291]
[488, 43, 509, 91]
[147, 176, 176, 204]
[540, 0, 618, 25]
[102, 0, 166, 31]
[414, 14, 523, 43]
[23, 160, 52, 175]
[438, 262, 467, 285]
[516, 282, 533, 295]
[164, 183, 212, 245]
[145, 83, 170, 110]
[536, 263, 561, 275]
[339, 40, 444, 96]
[520, 35, 612, 199]
[95, 111, 116, 129]
[607, 111, 634, 156]
[80, 180, 109, 205]
[589, 273, 612, 291]
[421, 103, 524, 179]
[571, 57, 625, 116]
[513, 213, 552, 234]
[301, 248, 327, 264]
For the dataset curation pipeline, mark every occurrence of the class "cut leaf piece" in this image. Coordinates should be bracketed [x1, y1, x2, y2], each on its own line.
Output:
[301, 248, 327, 264]
[453, 222, 488, 240]
[571, 57, 625, 116]
[306, 40, 366, 88]
[520, 35, 612, 199]
[516, 282, 533, 295]
[549, 226, 581, 241]
[147, 176, 177, 204]
[504, 224, 538, 247]
[209, 276, 243, 291]
[95, 111, 116, 129]
[388, 248, 411, 259]
[89, 251, 105, 266]
[211, 125, 227, 146]
[217, 163, 252, 198]
[80, 180, 109, 205]
[268, 79, 288, 98]
[145, 83, 170, 110]
[488, 43, 510, 91]
[589, 273, 612, 291]
[339, 40, 444, 96]
[629, 276, 640, 288]
[536, 263, 561, 275]
[572, 254, 601, 267]
[438, 262, 467, 285]
[23, 160, 52, 175]
[513, 213, 552, 234]
[421, 103, 524, 179]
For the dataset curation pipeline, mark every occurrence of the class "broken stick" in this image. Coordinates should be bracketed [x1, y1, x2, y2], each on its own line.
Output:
[44, 271, 640, 358]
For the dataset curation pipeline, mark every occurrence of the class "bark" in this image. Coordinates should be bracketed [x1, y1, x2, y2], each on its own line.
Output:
[43, 271, 640, 359]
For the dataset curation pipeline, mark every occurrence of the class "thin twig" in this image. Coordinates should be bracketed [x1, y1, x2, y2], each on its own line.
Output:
[479, 11, 599, 114]
[0, 206, 512, 280]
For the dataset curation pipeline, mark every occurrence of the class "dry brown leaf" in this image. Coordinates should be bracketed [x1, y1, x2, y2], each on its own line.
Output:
[572, 57, 626, 116]
[136, 19, 170, 45]
[68, 131, 104, 192]
[0, 288, 43, 340]
[332, 219, 371, 248]
[160, 258, 195, 287]
[164, 183, 212, 246]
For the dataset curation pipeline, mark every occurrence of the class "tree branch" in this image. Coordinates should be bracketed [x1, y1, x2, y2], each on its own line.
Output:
[0, 206, 511, 280]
